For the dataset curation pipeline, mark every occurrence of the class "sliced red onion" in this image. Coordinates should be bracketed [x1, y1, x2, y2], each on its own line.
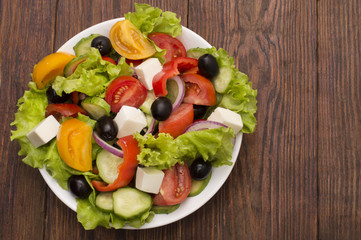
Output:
[93, 132, 124, 158]
[144, 118, 157, 135]
[184, 120, 236, 145]
[185, 120, 228, 133]
[169, 76, 185, 111]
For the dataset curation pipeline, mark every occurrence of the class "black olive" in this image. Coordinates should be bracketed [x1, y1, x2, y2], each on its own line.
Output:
[198, 54, 219, 79]
[46, 86, 70, 103]
[91, 36, 112, 55]
[151, 97, 173, 121]
[96, 116, 118, 141]
[193, 104, 208, 120]
[189, 158, 212, 180]
[68, 175, 92, 199]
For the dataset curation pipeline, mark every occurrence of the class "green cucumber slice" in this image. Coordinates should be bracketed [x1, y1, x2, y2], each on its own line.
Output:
[63, 55, 88, 77]
[81, 96, 111, 120]
[139, 91, 156, 115]
[113, 187, 152, 219]
[73, 34, 101, 56]
[96, 149, 123, 184]
[95, 192, 113, 212]
[213, 66, 233, 93]
[189, 171, 212, 197]
[151, 204, 180, 214]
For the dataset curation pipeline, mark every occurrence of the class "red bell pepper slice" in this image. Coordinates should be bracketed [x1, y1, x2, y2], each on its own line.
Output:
[91, 135, 140, 192]
[152, 57, 198, 97]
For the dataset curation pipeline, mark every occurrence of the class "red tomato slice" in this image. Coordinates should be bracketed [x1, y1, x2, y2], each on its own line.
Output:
[153, 57, 198, 97]
[105, 76, 147, 113]
[45, 103, 87, 121]
[92, 135, 140, 192]
[153, 163, 192, 206]
[159, 103, 194, 138]
[148, 33, 187, 63]
[102, 56, 117, 65]
[181, 73, 217, 106]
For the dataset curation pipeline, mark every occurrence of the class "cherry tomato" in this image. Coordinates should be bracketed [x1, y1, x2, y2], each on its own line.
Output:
[148, 33, 187, 63]
[45, 103, 87, 121]
[102, 56, 116, 65]
[57, 119, 92, 172]
[105, 76, 147, 113]
[181, 74, 216, 106]
[153, 163, 192, 206]
[92, 135, 140, 192]
[109, 20, 156, 60]
[32, 52, 75, 89]
[153, 57, 198, 97]
[159, 103, 194, 138]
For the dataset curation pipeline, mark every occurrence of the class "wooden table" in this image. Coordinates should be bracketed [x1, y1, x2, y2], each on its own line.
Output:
[1, 0, 360, 239]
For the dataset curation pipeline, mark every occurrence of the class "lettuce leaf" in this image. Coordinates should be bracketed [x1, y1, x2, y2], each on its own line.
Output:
[125, 3, 182, 37]
[187, 47, 258, 133]
[52, 48, 132, 97]
[135, 127, 235, 169]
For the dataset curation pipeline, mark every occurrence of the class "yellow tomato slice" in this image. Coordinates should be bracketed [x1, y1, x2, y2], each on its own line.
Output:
[109, 20, 156, 60]
[32, 52, 75, 89]
[57, 119, 92, 172]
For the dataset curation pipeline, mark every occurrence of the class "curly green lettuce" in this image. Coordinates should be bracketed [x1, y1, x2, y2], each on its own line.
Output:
[135, 127, 235, 170]
[52, 48, 132, 97]
[125, 3, 182, 37]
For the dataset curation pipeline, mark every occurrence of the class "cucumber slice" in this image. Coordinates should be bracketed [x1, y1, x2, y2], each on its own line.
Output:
[213, 66, 233, 94]
[73, 34, 101, 56]
[95, 192, 113, 212]
[187, 49, 205, 60]
[96, 149, 123, 184]
[113, 187, 152, 219]
[81, 96, 111, 120]
[63, 55, 88, 77]
[151, 204, 180, 214]
[189, 171, 212, 197]
[139, 91, 156, 115]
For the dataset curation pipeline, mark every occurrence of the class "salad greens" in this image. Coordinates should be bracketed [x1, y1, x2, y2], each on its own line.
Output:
[125, 3, 182, 37]
[10, 3, 257, 230]
[52, 48, 132, 97]
[135, 127, 235, 170]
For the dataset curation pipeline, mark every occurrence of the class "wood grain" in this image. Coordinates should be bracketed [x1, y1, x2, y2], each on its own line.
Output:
[317, 0, 361, 239]
[0, 0, 57, 239]
[189, 0, 318, 239]
[1, 0, 361, 239]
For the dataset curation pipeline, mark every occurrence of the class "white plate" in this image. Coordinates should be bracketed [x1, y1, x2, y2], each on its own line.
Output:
[39, 18, 243, 229]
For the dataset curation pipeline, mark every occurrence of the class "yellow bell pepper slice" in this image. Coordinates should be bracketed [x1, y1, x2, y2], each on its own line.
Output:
[32, 52, 75, 89]
[57, 118, 92, 171]
[109, 20, 156, 60]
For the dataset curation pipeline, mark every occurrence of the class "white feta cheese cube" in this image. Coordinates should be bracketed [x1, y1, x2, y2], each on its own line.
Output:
[114, 105, 147, 138]
[26, 115, 60, 148]
[207, 107, 243, 133]
[136, 167, 165, 194]
[134, 58, 163, 90]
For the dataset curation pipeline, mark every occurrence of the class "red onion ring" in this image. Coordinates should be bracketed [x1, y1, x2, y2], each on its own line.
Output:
[184, 120, 236, 145]
[144, 118, 157, 135]
[93, 132, 124, 158]
[169, 76, 185, 111]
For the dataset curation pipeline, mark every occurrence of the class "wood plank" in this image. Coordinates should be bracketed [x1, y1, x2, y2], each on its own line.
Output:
[0, 0, 57, 239]
[317, 0, 361, 239]
[188, 0, 318, 238]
